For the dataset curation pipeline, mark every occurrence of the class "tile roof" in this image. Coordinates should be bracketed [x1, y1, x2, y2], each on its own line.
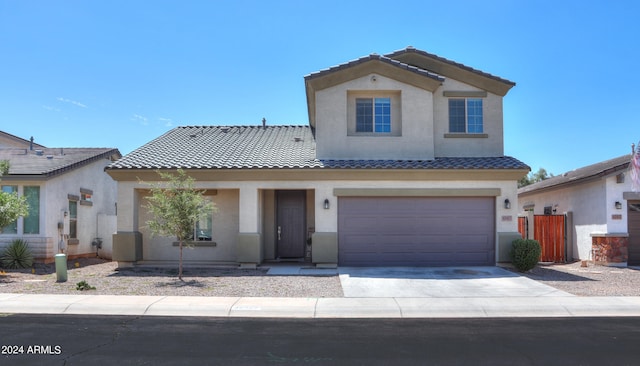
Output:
[304, 53, 445, 83]
[385, 46, 516, 87]
[107, 125, 529, 171]
[0, 148, 121, 177]
[518, 154, 631, 195]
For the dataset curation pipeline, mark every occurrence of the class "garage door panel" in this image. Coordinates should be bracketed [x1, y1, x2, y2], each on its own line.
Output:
[338, 197, 495, 266]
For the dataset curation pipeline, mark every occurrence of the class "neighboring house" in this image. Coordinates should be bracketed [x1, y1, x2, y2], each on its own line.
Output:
[0, 133, 121, 262]
[0, 131, 46, 149]
[106, 47, 529, 268]
[518, 154, 640, 265]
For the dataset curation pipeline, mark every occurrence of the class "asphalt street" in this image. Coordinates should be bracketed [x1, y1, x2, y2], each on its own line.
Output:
[1, 314, 639, 365]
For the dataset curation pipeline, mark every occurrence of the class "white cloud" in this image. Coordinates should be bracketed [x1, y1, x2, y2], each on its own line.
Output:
[42, 105, 61, 112]
[132, 114, 149, 125]
[56, 97, 87, 108]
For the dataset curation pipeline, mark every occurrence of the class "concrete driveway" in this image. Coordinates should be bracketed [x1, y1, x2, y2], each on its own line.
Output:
[338, 266, 573, 298]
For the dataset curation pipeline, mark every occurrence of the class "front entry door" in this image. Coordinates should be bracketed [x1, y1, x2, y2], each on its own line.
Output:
[276, 190, 306, 258]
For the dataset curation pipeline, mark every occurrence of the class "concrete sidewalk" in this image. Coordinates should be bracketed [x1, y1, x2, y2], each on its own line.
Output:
[2, 293, 640, 318]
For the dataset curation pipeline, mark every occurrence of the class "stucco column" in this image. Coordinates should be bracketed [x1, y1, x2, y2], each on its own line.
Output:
[113, 183, 142, 266]
[237, 187, 262, 266]
[116, 182, 139, 231]
[314, 186, 337, 232]
[312, 186, 338, 268]
[239, 187, 260, 232]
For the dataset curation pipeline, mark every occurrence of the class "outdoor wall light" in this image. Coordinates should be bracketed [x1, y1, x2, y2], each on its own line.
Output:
[324, 199, 330, 210]
[504, 199, 511, 209]
[615, 201, 622, 210]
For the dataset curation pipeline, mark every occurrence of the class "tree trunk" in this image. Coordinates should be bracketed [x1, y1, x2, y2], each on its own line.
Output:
[179, 239, 183, 281]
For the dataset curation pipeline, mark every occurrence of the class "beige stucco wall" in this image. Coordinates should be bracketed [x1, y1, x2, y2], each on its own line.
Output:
[137, 189, 239, 263]
[433, 79, 504, 157]
[314, 73, 435, 160]
[313, 73, 505, 160]
[115, 175, 520, 265]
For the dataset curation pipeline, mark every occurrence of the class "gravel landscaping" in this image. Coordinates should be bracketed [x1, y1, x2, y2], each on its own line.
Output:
[2, 258, 640, 297]
[0, 258, 343, 298]
[502, 261, 640, 296]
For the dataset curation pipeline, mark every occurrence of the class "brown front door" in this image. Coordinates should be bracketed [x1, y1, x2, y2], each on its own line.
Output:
[276, 190, 306, 258]
[628, 201, 640, 265]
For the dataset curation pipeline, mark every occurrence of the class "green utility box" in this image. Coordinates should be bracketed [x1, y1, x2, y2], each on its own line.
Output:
[55, 253, 67, 282]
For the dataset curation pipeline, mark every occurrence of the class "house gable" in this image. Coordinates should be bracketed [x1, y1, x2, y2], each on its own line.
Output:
[386, 47, 516, 96]
[305, 54, 443, 129]
[305, 47, 514, 161]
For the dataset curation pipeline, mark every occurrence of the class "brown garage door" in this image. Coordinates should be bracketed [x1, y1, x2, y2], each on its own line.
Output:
[338, 197, 495, 266]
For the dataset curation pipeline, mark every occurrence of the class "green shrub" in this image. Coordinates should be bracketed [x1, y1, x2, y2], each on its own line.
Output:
[510, 239, 541, 272]
[76, 280, 96, 291]
[1, 239, 33, 269]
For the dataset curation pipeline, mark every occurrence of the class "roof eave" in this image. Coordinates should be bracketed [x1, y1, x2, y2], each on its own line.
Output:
[106, 166, 529, 182]
[386, 48, 515, 96]
[518, 162, 630, 196]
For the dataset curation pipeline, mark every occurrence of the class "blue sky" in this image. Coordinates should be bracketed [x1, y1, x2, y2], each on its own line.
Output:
[1, 0, 638, 176]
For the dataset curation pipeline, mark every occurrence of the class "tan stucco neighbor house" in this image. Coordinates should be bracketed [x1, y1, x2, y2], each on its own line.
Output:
[0, 131, 121, 262]
[518, 154, 640, 266]
[106, 47, 529, 268]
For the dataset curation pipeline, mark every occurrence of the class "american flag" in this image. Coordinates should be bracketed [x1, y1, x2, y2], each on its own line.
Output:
[631, 142, 640, 192]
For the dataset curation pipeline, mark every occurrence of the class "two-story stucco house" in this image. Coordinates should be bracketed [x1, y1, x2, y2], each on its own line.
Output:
[0, 131, 121, 262]
[106, 47, 529, 268]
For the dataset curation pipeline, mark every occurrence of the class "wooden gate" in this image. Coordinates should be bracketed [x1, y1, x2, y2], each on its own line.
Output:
[534, 215, 566, 263]
[518, 216, 528, 239]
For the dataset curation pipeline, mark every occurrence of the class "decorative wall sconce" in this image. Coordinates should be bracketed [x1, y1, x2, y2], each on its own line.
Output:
[504, 199, 511, 209]
[324, 199, 330, 210]
[615, 201, 622, 210]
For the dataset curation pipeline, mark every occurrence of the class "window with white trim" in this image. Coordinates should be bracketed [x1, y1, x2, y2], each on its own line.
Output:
[448, 98, 483, 133]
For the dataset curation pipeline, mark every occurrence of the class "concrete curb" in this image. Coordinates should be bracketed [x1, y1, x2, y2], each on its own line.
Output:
[2, 293, 640, 318]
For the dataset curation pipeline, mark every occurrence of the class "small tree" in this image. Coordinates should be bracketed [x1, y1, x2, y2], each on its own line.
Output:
[0, 160, 29, 230]
[518, 167, 555, 188]
[143, 169, 214, 280]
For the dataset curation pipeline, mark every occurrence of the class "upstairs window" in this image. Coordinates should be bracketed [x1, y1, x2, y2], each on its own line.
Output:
[356, 97, 391, 133]
[449, 98, 483, 133]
